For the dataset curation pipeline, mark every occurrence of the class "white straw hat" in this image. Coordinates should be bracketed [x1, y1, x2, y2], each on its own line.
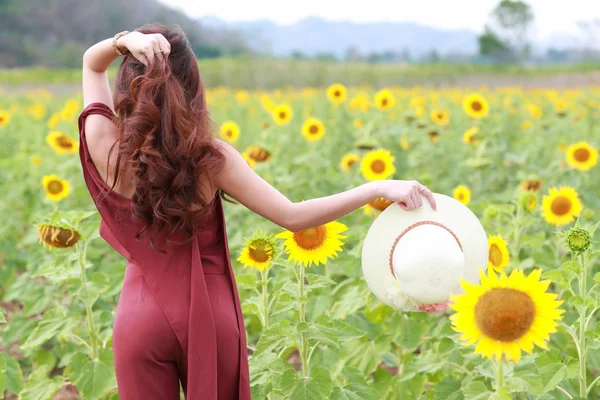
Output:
[361, 193, 488, 312]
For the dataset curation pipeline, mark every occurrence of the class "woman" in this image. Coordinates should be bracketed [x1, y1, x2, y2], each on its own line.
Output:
[79, 23, 436, 400]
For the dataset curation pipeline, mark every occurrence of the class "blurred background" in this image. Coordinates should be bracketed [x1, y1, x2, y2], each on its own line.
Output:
[0, 0, 599, 88]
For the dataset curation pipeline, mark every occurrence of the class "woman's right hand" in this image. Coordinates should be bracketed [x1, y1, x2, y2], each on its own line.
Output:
[374, 180, 437, 211]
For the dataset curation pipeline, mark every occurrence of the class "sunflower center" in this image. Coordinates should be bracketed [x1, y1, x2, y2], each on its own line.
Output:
[249, 245, 271, 263]
[48, 180, 64, 194]
[550, 196, 572, 216]
[279, 111, 287, 119]
[334, 90, 341, 97]
[225, 130, 232, 137]
[0, 116, 4, 123]
[458, 193, 465, 201]
[346, 159, 356, 168]
[370, 160, 386, 174]
[56, 136, 73, 149]
[474, 288, 535, 342]
[489, 244, 503, 267]
[381, 98, 388, 106]
[309, 124, 319, 134]
[369, 197, 393, 211]
[471, 101, 483, 111]
[573, 148, 590, 163]
[438, 113, 444, 119]
[293, 226, 326, 250]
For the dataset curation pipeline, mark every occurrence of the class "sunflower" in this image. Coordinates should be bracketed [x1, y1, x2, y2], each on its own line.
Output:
[521, 191, 538, 212]
[428, 130, 439, 143]
[42, 174, 70, 202]
[453, 185, 471, 205]
[60, 106, 76, 121]
[487, 235, 510, 274]
[463, 93, 489, 119]
[242, 152, 256, 169]
[542, 186, 583, 226]
[364, 197, 394, 216]
[276, 221, 348, 267]
[235, 90, 249, 104]
[349, 93, 370, 112]
[450, 268, 564, 363]
[237, 233, 278, 271]
[463, 127, 479, 145]
[46, 131, 79, 154]
[28, 103, 47, 120]
[272, 104, 293, 125]
[260, 94, 275, 112]
[521, 120, 534, 132]
[353, 119, 364, 129]
[360, 149, 396, 181]
[301, 118, 325, 142]
[565, 141, 598, 171]
[400, 136, 410, 150]
[47, 113, 61, 129]
[32, 155, 42, 167]
[326, 83, 347, 105]
[430, 109, 450, 126]
[220, 121, 240, 143]
[245, 146, 271, 163]
[38, 223, 81, 250]
[374, 89, 396, 111]
[340, 153, 360, 172]
[527, 104, 543, 120]
[0, 110, 10, 127]
[520, 179, 542, 193]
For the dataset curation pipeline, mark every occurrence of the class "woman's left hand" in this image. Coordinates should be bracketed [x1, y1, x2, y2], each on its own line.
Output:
[118, 31, 171, 67]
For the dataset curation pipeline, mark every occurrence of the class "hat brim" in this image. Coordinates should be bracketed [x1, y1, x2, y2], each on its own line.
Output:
[361, 193, 488, 311]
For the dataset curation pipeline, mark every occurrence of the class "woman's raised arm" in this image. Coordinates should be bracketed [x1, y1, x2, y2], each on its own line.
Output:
[212, 139, 436, 232]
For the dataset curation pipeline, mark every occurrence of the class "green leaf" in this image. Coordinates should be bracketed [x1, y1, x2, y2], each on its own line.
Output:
[20, 307, 68, 350]
[540, 364, 567, 393]
[463, 381, 492, 400]
[561, 260, 581, 274]
[594, 272, 600, 285]
[255, 320, 294, 354]
[434, 376, 463, 400]
[78, 272, 110, 308]
[74, 360, 112, 400]
[392, 313, 428, 352]
[0, 311, 6, 323]
[5, 354, 23, 394]
[505, 359, 543, 395]
[305, 273, 337, 291]
[18, 366, 65, 400]
[32, 255, 80, 283]
[332, 319, 366, 343]
[64, 351, 88, 383]
[0, 353, 6, 394]
[288, 366, 332, 400]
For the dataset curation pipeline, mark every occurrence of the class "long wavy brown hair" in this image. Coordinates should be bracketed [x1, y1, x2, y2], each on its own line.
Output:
[99, 23, 234, 254]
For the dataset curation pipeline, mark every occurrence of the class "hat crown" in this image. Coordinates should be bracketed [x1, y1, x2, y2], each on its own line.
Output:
[392, 224, 464, 304]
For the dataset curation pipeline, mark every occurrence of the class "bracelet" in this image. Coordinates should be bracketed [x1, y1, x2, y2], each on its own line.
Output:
[112, 30, 130, 56]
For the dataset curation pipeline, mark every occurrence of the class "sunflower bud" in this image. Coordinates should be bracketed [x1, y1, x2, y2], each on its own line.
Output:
[354, 136, 379, 151]
[484, 205, 499, 219]
[564, 227, 592, 254]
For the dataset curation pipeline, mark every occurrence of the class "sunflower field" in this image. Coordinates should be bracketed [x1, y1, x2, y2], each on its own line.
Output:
[1, 83, 600, 400]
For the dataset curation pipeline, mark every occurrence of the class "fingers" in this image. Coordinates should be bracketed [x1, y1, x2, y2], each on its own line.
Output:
[142, 45, 155, 66]
[158, 35, 171, 57]
[421, 186, 437, 211]
[412, 181, 423, 208]
[399, 194, 414, 211]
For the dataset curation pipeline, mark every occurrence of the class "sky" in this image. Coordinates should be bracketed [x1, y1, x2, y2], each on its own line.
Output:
[160, 0, 600, 41]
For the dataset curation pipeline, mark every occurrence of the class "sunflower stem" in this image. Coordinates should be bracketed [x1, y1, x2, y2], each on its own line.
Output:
[555, 385, 574, 399]
[494, 358, 505, 394]
[587, 375, 600, 396]
[260, 267, 270, 329]
[578, 252, 587, 399]
[297, 263, 309, 377]
[77, 240, 98, 360]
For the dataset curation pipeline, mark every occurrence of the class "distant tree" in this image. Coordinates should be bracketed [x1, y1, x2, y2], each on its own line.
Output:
[478, 25, 512, 62]
[315, 52, 337, 62]
[482, 0, 534, 62]
[344, 46, 362, 62]
[426, 50, 441, 63]
[290, 50, 306, 60]
[400, 48, 412, 62]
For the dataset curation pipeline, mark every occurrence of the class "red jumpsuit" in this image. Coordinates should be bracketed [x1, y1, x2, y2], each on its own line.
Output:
[77, 102, 252, 400]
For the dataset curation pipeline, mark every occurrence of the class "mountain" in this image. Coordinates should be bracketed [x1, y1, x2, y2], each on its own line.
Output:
[197, 16, 479, 58]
